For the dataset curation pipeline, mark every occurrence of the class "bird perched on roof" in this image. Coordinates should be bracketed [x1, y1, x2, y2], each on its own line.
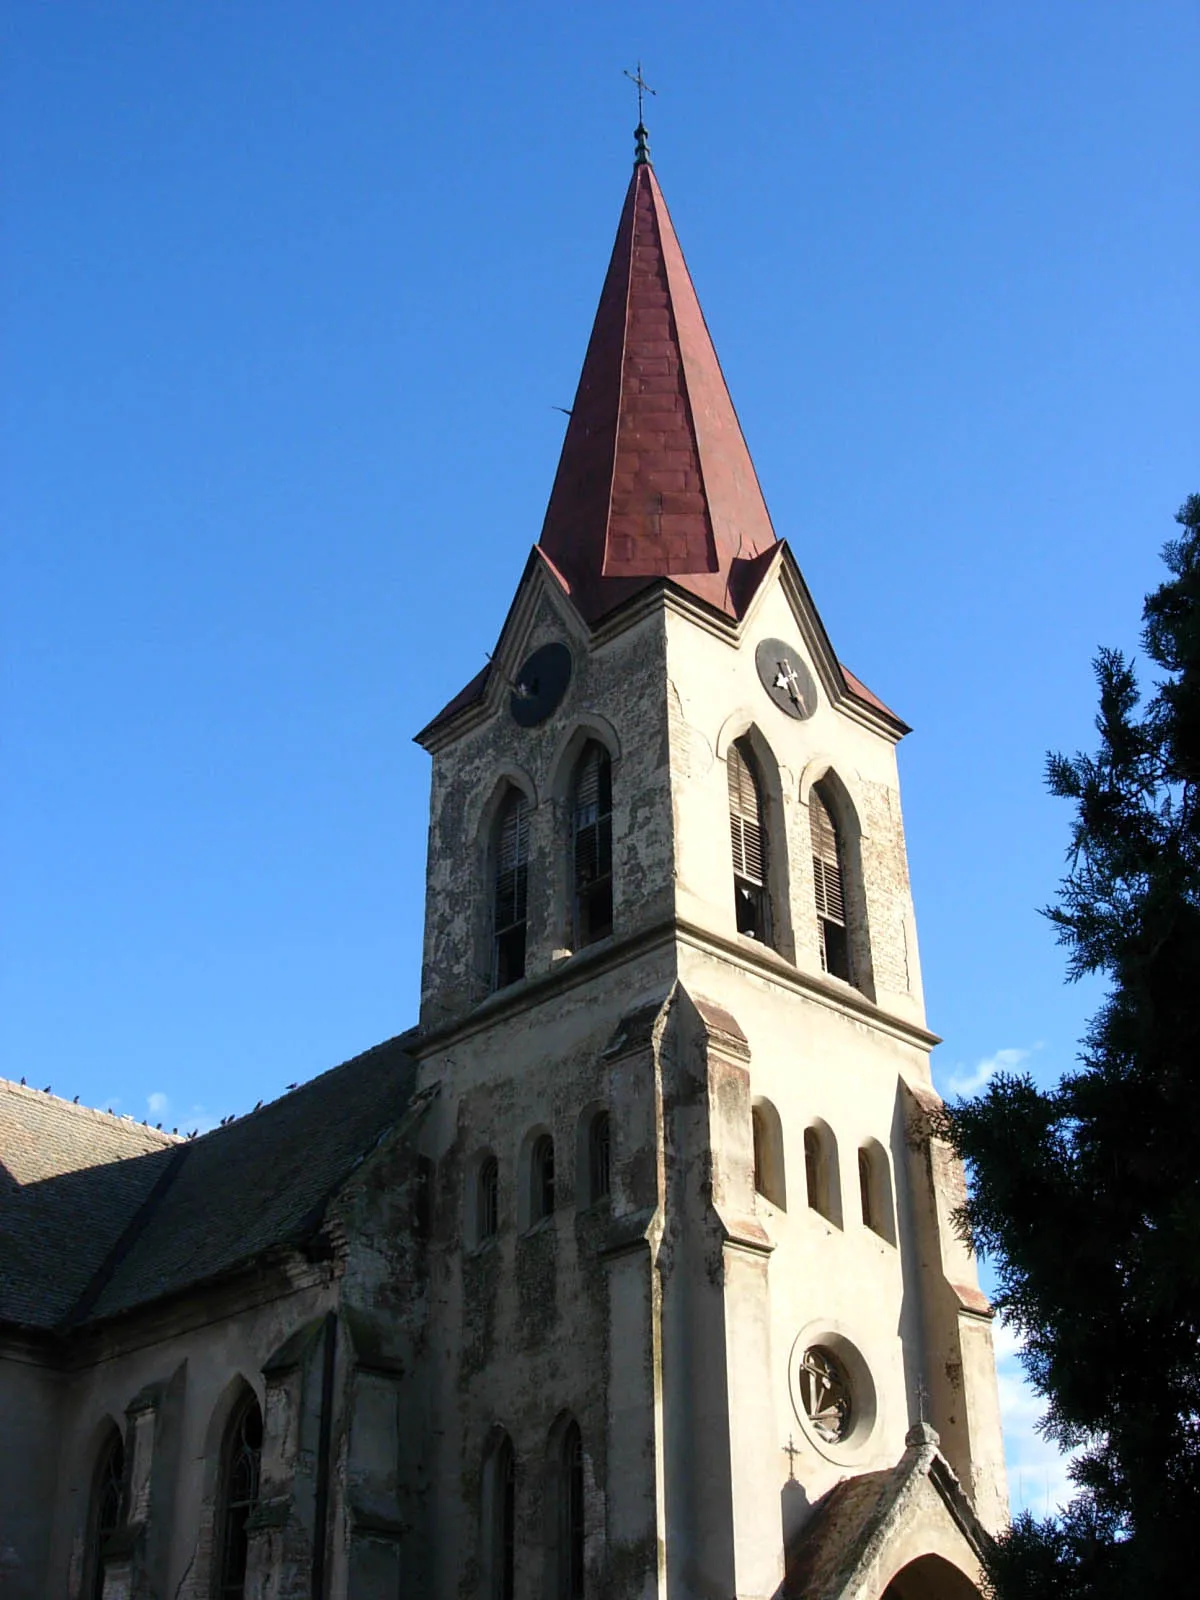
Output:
[253, 1099, 262, 1111]
[20, 1076, 26, 1086]
[73, 1094, 80, 1103]
[43, 1085, 51, 1094]
[286, 1082, 297, 1090]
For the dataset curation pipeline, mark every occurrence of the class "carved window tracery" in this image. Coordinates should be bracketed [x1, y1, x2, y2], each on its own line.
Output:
[216, 1391, 263, 1599]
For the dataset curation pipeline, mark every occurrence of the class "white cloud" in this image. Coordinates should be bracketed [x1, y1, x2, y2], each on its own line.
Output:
[147, 1091, 169, 1117]
[945, 1045, 1036, 1097]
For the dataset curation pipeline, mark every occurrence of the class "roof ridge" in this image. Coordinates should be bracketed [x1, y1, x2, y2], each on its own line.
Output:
[0, 1077, 182, 1145]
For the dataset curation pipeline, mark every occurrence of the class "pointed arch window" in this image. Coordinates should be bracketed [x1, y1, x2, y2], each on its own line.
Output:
[529, 1133, 555, 1224]
[87, 1426, 125, 1600]
[559, 1421, 585, 1600]
[493, 789, 531, 989]
[588, 1111, 611, 1203]
[486, 1433, 516, 1600]
[572, 743, 613, 947]
[728, 740, 769, 942]
[477, 1153, 500, 1244]
[810, 785, 851, 981]
[216, 1390, 263, 1600]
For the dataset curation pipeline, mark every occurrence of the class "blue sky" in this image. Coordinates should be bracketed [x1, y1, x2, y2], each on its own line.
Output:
[3, 2, 1197, 1518]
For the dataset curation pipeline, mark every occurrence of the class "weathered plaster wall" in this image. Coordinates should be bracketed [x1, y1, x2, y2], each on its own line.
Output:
[0, 1341, 64, 1599]
[414, 948, 675, 1600]
[420, 578, 674, 1030]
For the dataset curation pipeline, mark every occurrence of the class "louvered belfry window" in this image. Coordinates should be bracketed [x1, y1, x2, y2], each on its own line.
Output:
[728, 740, 769, 941]
[493, 789, 530, 989]
[810, 785, 851, 981]
[572, 744, 613, 947]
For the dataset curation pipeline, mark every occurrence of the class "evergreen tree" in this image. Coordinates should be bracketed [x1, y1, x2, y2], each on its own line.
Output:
[943, 496, 1200, 1598]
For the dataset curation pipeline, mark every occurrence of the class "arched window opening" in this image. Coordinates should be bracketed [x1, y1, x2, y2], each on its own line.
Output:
[87, 1427, 125, 1600]
[810, 785, 851, 981]
[216, 1390, 263, 1600]
[804, 1128, 821, 1211]
[485, 1434, 516, 1600]
[529, 1134, 555, 1223]
[560, 1421, 585, 1600]
[858, 1148, 874, 1230]
[477, 1154, 499, 1244]
[572, 744, 613, 947]
[728, 741, 770, 943]
[803, 1122, 840, 1224]
[493, 789, 531, 989]
[588, 1112, 611, 1203]
[857, 1140, 895, 1243]
[751, 1100, 786, 1210]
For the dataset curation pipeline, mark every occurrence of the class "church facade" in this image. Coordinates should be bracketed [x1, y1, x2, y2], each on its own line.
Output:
[0, 134, 1007, 1600]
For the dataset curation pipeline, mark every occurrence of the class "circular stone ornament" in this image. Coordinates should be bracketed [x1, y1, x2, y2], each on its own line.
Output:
[755, 639, 817, 720]
[510, 641, 573, 727]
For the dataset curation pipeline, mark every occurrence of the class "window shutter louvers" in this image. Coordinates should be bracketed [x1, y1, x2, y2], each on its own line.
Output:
[809, 791, 845, 925]
[728, 745, 766, 887]
[494, 794, 530, 931]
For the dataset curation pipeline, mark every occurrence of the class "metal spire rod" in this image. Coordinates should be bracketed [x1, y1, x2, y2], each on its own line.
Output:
[624, 61, 656, 164]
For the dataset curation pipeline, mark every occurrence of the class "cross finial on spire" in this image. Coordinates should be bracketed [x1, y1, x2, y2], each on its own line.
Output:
[624, 61, 656, 164]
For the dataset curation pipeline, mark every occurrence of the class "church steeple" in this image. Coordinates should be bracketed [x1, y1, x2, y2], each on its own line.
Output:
[537, 159, 778, 625]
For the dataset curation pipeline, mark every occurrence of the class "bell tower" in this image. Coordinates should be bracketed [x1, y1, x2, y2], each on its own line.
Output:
[410, 131, 1007, 1600]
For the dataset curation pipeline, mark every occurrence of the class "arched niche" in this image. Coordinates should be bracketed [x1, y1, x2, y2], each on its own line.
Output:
[751, 1096, 787, 1211]
[857, 1136, 896, 1244]
[803, 1116, 843, 1228]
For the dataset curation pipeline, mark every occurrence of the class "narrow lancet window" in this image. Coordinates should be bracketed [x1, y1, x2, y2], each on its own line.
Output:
[487, 1434, 516, 1600]
[216, 1391, 263, 1600]
[88, 1427, 125, 1600]
[477, 1154, 499, 1244]
[572, 744, 613, 947]
[728, 740, 769, 942]
[493, 789, 531, 988]
[589, 1111, 611, 1202]
[560, 1421, 585, 1600]
[529, 1134, 555, 1223]
[810, 785, 850, 981]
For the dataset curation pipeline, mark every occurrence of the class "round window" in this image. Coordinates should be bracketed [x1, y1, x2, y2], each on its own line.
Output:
[795, 1345, 853, 1443]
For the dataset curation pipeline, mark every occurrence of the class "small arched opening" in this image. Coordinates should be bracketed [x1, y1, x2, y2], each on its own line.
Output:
[882, 1553, 984, 1600]
[751, 1098, 786, 1210]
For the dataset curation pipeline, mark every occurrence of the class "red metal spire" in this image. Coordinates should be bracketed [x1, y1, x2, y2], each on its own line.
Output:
[537, 161, 778, 624]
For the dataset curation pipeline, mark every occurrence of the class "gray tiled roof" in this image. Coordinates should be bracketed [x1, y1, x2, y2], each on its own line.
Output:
[0, 1082, 180, 1328]
[0, 1033, 417, 1332]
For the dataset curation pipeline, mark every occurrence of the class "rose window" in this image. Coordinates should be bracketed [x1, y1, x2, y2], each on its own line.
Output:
[797, 1346, 852, 1443]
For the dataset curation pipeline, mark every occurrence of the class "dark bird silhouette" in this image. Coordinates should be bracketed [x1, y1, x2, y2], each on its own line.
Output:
[43, 1085, 51, 1093]
[73, 1094, 80, 1103]
[253, 1099, 262, 1111]
[155, 1122, 162, 1130]
[20, 1076, 26, 1086]
[286, 1082, 298, 1090]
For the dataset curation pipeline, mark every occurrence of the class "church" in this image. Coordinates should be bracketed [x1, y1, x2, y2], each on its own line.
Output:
[0, 119, 1008, 1600]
